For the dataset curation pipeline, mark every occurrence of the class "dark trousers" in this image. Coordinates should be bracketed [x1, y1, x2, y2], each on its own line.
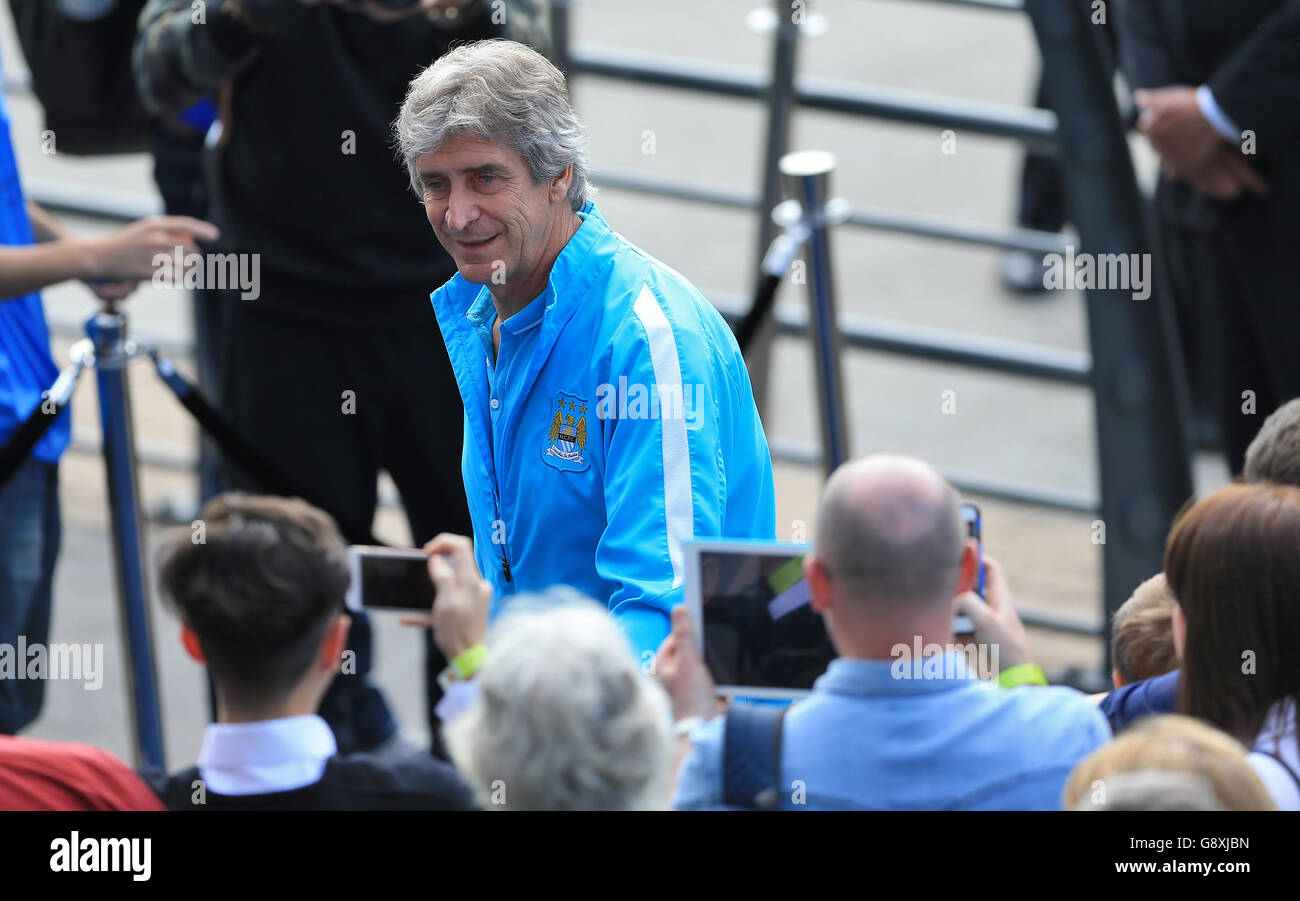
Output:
[1157, 212, 1300, 473]
[152, 124, 225, 502]
[217, 283, 471, 754]
[0, 459, 59, 734]
[1016, 80, 1068, 233]
[1016, 19, 1118, 234]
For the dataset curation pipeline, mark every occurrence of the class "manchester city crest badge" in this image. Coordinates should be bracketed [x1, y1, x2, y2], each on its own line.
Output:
[542, 393, 590, 472]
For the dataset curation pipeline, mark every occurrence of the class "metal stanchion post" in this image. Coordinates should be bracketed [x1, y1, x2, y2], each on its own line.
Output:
[87, 305, 166, 769]
[549, 0, 572, 75]
[777, 150, 851, 475]
[745, 0, 804, 416]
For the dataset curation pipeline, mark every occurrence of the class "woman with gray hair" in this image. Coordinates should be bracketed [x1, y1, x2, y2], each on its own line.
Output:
[442, 592, 675, 811]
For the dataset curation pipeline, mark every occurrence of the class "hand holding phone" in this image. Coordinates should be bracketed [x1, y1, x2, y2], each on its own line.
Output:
[952, 554, 1035, 672]
[422, 534, 491, 661]
[346, 546, 437, 613]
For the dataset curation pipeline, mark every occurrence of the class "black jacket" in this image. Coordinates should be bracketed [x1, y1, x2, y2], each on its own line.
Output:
[1116, 0, 1300, 347]
[133, 0, 503, 321]
[1117, 0, 1300, 231]
[145, 752, 477, 811]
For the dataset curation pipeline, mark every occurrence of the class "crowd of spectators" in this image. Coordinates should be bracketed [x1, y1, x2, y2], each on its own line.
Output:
[4, 398, 1299, 811]
[2, 3, 1298, 813]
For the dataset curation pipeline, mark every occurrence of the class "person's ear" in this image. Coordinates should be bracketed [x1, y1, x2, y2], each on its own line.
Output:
[1111, 667, 1127, 689]
[318, 614, 352, 671]
[180, 625, 206, 665]
[955, 538, 979, 595]
[549, 164, 573, 204]
[806, 554, 833, 613]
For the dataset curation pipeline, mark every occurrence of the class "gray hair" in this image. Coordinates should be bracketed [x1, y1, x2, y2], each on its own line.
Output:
[443, 590, 673, 810]
[1244, 397, 1300, 489]
[393, 40, 593, 211]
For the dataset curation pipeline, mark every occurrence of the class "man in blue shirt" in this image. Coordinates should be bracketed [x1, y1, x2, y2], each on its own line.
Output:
[0, 56, 215, 733]
[659, 455, 1110, 810]
[394, 40, 776, 664]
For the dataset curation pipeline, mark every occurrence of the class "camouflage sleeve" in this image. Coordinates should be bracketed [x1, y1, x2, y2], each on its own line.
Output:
[133, 0, 291, 116]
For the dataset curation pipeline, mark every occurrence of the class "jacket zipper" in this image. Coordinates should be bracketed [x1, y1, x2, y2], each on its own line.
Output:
[492, 482, 512, 584]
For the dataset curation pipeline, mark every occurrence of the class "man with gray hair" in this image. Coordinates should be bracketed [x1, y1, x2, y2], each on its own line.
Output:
[394, 40, 776, 667]
[659, 454, 1111, 809]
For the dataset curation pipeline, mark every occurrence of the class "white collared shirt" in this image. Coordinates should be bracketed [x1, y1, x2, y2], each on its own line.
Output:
[197, 714, 337, 796]
[1248, 703, 1300, 811]
[1196, 85, 1241, 143]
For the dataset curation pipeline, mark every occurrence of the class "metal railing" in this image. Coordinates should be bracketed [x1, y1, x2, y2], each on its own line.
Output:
[16, 0, 1194, 686]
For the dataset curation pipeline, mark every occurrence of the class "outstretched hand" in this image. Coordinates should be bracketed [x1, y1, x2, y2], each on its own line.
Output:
[400, 533, 491, 661]
[654, 606, 723, 721]
[952, 553, 1034, 673]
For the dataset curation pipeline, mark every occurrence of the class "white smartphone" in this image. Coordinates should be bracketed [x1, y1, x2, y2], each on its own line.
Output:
[345, 546, 436, 613]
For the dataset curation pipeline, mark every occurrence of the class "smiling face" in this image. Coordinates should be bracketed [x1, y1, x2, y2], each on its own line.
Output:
[417, 135, 576, 306]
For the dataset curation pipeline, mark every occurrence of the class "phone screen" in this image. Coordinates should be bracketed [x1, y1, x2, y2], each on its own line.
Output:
[347, 547, 436, 612]
[961, 502, 985, 599]
[955, 503, 985, 635]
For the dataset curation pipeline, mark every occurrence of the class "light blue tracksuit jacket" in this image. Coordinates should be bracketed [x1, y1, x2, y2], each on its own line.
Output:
[431, 202, 777, 659]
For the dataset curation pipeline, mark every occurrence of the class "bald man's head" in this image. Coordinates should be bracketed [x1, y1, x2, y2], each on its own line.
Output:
[814, 455, 965, 609]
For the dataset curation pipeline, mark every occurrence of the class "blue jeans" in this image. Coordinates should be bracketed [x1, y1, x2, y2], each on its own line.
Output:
[0, 458, 60, 734]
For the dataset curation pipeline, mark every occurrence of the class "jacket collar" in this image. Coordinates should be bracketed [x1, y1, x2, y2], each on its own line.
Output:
[429, 202, 611, 483]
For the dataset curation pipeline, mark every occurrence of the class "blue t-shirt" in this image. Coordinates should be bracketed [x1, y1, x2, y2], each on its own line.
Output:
[0, 65, 70, 465]
[672, 653, 1112, 810]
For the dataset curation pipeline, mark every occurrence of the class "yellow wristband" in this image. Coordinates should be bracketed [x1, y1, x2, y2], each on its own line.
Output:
[438, 644, 488, 692]
[998, 664, 1047, 689]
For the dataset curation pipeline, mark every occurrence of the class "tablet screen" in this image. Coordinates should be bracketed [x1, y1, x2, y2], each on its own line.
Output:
[692, 545, 836, 696]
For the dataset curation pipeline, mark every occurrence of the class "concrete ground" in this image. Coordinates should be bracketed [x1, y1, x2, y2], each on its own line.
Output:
[2, 0, 1228, 768]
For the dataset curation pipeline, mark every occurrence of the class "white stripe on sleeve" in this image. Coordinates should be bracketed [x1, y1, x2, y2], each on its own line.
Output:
[632, 284, 695, 588]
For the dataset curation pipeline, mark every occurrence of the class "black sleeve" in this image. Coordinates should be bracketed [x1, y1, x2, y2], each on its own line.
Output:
[402, 757, 479, 811]
[1113, 0, 1183, 90]
[1206, 0, 1300, 158]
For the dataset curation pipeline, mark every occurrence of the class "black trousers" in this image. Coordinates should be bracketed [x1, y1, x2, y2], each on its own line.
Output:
[1157, 209, 1300, 474]
[151, 124, 225, 501]
[1016, 19, 1118, 234]
[1016, 78, 1068, 234]
[217, 280, 471, 754]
